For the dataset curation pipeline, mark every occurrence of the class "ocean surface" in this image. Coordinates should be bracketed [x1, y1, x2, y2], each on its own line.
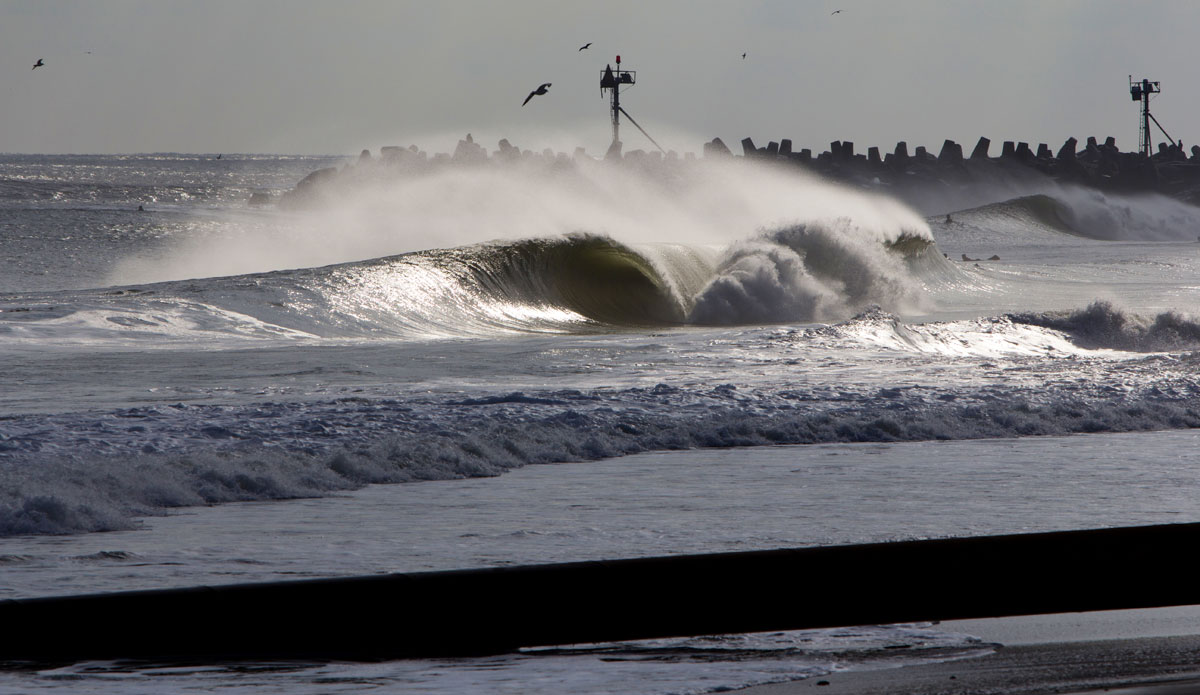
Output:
[3, 152, 1200, 693]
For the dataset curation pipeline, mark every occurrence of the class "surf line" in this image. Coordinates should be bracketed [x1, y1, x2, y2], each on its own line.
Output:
[2, 521, 1198, 663]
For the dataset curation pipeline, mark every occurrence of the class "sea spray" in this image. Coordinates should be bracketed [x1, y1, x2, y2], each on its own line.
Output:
[107, 157, 934, 289]
[690, 220, 931, 324]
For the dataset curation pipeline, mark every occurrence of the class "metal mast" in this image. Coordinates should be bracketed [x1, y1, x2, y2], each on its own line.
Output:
[1129, 76, 1172, 157]
[600, 56, 635, 148]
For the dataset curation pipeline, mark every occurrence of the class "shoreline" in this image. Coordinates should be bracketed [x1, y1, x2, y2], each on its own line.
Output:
[738, 610, 1200, 695]
[741, 635, 1200, 695]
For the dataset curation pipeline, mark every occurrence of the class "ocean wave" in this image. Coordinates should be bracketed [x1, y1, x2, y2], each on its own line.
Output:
[1009, 301, 1200, 352]
[2, 228, 941, 346]
[4, 338, 1199, 536]
[952, 188, 1200, 242]
[689, 222, 934, 324]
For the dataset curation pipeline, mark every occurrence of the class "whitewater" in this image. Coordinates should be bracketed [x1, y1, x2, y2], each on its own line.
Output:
[3, 151, 1200, 694]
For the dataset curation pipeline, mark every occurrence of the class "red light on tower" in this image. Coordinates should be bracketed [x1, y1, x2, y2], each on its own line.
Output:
[616, 55, 621, 64]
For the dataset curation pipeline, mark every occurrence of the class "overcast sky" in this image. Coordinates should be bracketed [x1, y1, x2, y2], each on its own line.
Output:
[2, 0, 1198, 156]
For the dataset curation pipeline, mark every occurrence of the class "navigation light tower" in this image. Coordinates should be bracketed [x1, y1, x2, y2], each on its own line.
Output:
[1129, 76, 1174, 157]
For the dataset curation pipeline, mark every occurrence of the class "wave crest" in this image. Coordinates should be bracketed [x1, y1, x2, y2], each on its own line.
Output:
[1010, 301, 1200, 352]
[689, 221, 933, 324]
[955, 189, 1200, 242]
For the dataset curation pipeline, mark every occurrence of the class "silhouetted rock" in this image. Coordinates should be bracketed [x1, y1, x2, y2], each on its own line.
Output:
[279, 129, 1200, 213]
[938, 140, 963, 163]
[970, 137, 991, 160]
[1057, 137, 1077, 160]
[704, 138, 732, 157]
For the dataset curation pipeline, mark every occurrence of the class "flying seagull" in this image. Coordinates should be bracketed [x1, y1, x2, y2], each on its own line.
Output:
[831, 9, 842, 14]
[578, 42, 592, 51]
[522, 82, 551, 106]
[32, 58, 44, 70]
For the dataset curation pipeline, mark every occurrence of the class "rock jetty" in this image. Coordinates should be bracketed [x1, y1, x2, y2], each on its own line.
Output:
[279, 132, 1200, 210]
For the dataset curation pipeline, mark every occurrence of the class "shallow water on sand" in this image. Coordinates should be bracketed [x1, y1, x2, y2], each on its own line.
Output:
[4, 430, 1200, 694]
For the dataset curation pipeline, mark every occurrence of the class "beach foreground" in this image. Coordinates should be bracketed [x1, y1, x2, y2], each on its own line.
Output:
[740, 633, 1200, 695]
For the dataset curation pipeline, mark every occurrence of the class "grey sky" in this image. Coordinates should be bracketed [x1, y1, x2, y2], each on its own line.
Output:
[2, 0, 1198, 156]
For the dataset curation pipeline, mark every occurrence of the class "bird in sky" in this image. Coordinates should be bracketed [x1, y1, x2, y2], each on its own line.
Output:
[578, 42, 592, 51]
[32, 58, 44, 70]
[742, 52, 746, 59]
[522, 83, 551, 106]
[831, 9, 842, 14]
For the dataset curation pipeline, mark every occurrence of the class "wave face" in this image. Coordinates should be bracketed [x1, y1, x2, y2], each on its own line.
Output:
[952, 188, 1200, 242]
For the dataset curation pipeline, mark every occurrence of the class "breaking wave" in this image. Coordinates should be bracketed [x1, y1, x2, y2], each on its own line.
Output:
[1, 227, 938, 345]
[4, 328, 1200, 535]
[955, 189, 1200, 241]
[1010, 301, 1200, 352]
[689, 222, 934, 324]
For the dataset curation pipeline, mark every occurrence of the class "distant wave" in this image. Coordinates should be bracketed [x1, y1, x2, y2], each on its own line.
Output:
[969, 194, 1080, 235]
[954, 189, 1200, 242]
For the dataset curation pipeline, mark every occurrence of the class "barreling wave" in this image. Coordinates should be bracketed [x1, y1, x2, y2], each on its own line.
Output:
[447, 234, 702, 326]
[2, 227, 941, 346]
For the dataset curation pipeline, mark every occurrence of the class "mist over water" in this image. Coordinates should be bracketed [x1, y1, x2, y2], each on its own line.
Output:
[105, 158, 929, 277]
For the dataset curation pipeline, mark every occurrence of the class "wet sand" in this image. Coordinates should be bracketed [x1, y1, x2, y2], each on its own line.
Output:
[739, 610, 1200, 695]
